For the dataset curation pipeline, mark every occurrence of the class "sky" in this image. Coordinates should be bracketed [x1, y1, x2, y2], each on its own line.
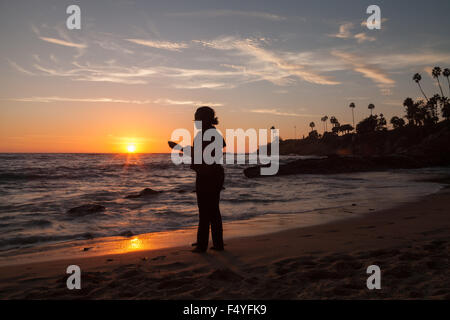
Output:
[1, 0, 450, 153]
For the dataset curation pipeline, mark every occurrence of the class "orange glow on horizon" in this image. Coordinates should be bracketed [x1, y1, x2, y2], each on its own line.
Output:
[0, 101, 178, 153]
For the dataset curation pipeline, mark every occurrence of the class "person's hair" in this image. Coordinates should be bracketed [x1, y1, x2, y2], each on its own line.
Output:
[195, 106, 218, 126]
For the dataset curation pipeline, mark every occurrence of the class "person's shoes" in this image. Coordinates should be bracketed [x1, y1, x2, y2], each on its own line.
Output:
[210, 246, 224, 251]
[191, 247, 206, 253]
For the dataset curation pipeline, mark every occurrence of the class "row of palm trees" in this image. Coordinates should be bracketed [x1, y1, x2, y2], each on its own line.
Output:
[408, 66, 450, 125]
[313, 102, 377, 136]
[312, 66, 450, 137]
[413, 67, 450, 102]
[308, 118, 355, 137]
[298, 66, 450, 140]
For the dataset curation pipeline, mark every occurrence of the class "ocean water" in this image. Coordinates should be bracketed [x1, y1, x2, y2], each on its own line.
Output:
[0, 153, 446, 252]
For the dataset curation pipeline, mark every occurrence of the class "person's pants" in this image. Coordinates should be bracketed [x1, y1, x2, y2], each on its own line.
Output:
[195, 167, 224, 250]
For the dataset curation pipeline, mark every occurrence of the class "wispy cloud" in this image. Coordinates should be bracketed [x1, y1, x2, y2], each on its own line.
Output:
[6, 96, 224, 107]
[354, 33, 376, 43]
[329, 23, 376, 43]
[167, 10, 286, 21]
[17, 26, 343, 89]
[31, 61, 157, 84]
[361, 18, 388, 27]
[12, 55, 239, 86]
[14, 35, 341, 87]
[154, 98, 223, 107]
[332, 50, 395, 87]
[39, 36, 87, 49]
[173, 82, 234, 89]
[250, 109, 316, 117]
[95, 39, 134, 55]
[329, 22, 354, 39]
[195, 37, 340, 85]
[156, 65, 238, 78]
[6, 96, 153, 104]
[7, 59, 34, 75]
[371, 52, 450, 69]
[126, 39, 188, 51]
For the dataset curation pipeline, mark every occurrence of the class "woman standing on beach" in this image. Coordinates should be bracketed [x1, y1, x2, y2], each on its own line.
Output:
[191, 106, 225, 253]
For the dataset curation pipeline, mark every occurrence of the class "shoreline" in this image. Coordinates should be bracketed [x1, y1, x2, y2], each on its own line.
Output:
[0, 182, 441, 267]
[0, 205, 371, 267]
[0, 187, 449, 299]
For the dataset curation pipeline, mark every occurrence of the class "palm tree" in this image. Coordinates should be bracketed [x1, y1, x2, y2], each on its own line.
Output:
[413, 73, 428, 102]
[427, 94, 440, 124]
[368, 103, 375, 116]
[432, 66, 444, 97]
[309, 122, 315, 132]
[339, 124, 354, 134]
[378, 113, 387, 130]
[403, 97, 416, 125]
[329, 116, 338, 127]
[329, 116, 340, 135]
[443, 68, 450, 95]
[321, 116, 328, 132]
[349, 102, 356, 128]
[390, 116, 405, 129]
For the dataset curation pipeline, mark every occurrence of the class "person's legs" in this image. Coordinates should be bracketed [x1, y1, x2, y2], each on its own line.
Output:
[194, 166, 224, 252]
[195, 191, 210, 251]
[210, 168, 224, 249]
[209, 191, 224, 249]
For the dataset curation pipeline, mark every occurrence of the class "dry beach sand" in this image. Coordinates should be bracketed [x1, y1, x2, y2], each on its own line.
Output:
[0, 188, 449, 299]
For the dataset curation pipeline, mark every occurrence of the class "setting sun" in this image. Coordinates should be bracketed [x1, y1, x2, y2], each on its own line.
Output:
[127, 144, 136, 153]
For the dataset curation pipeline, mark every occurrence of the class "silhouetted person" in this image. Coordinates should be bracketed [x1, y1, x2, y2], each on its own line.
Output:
[191, 106, 225, 253]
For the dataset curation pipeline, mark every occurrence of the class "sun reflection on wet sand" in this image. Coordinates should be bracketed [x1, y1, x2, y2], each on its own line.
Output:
[108, 229, 196, 255]
[128, 237, 143, 250]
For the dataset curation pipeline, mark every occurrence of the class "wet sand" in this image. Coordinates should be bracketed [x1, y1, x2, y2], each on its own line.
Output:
[0, 188, 449, 299]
